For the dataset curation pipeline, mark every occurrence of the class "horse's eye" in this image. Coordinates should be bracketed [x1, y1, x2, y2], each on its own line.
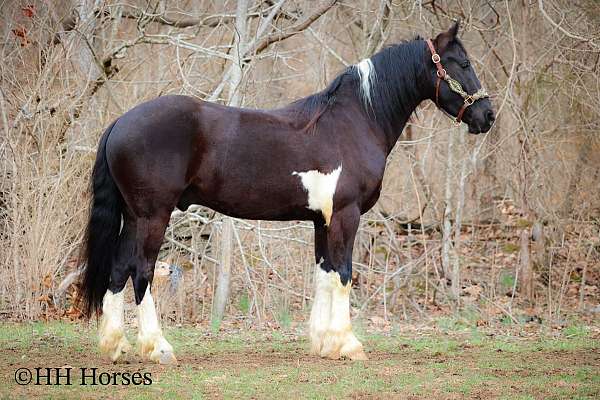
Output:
[460, 60, 470, 68]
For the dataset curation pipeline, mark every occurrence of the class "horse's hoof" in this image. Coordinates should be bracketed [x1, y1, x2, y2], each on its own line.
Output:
[100, 334, 131, 362]
[157, 350, 177, 365]
[317, 329, 367, 361]
[345, 349, 368, 361]
[118, 338, 132, 356]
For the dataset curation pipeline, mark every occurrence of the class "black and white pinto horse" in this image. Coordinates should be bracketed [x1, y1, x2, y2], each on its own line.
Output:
[79, 22, 494, 364]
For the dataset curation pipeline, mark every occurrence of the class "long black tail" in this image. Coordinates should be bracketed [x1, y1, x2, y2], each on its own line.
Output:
[79, 120, 123, 318]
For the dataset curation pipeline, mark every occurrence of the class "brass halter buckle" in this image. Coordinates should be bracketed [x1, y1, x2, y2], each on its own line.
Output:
[464, 96, 474, 106]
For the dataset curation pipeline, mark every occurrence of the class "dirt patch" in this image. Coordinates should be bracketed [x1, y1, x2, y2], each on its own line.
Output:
[2, 331, 599, 399]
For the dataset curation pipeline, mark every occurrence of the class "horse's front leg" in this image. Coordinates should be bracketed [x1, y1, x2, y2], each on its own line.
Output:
[309, 204, 367, 360]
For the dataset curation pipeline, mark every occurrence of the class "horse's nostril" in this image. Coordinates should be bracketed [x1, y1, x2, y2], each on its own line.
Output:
[486, 110, 495, 123]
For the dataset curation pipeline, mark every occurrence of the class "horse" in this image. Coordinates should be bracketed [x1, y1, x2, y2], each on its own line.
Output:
[79, 21, 495, 364]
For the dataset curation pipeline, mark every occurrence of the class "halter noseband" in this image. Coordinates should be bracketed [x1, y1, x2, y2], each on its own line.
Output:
[425, 39, 489, 124]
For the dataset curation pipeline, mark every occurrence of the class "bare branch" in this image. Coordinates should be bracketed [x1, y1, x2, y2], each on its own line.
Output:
[538, 0, 599, 49]
[253, 0, 338, 54]
[121, 9, 236, 29]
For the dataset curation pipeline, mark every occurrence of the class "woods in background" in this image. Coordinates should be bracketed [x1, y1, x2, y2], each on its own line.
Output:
[1, 0, 599, 328]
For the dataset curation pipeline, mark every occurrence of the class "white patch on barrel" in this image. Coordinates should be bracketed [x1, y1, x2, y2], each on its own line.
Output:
[292, 165, 342, 226]
[99, 289, 131, 361]
[355, 58, 376, 107]
[137, 286, 175, 364]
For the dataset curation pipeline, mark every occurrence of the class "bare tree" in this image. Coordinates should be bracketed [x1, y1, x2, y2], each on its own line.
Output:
[212, 0, 250, 330]
[1, 0, 599, 326]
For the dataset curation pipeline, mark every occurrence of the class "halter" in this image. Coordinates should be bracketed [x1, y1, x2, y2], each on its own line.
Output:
[425, 39, 489, 124]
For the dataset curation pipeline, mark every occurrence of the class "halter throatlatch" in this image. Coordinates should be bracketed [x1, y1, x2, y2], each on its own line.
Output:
[425, 39, 489, 124]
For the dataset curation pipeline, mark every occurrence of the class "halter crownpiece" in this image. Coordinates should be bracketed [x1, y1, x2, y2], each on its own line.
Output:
[425, 39, 489, 124]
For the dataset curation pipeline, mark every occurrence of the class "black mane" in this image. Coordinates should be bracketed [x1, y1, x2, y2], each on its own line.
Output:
[291, 37, 427, 133]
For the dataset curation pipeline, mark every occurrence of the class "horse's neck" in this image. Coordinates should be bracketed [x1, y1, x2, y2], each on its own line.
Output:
[384, 107, 419, 152]
[363, 46, 429, 153]
[375, 85, 427, 155]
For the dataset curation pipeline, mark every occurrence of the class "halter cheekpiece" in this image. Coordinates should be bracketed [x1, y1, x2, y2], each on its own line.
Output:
[425, 39, 489, 124]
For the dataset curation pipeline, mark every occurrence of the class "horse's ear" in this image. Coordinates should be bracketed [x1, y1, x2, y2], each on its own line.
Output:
[433, 21, 460, 53]
[449, 20, 460, 38]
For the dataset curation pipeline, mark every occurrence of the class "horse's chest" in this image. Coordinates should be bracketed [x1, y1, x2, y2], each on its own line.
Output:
[291, 158, 384, 221]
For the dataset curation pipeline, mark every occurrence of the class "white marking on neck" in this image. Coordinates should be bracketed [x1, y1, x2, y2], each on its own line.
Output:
[355, 58, 376, 107]
[292, 165, 342, 226]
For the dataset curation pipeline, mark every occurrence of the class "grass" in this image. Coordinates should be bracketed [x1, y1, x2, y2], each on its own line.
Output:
[0, 321, 598, 399]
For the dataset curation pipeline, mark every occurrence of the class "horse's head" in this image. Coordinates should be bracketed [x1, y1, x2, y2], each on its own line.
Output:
[427, 22, 495, 134]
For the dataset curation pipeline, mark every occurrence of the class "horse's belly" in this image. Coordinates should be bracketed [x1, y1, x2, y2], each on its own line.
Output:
[180, 177, 315, 221]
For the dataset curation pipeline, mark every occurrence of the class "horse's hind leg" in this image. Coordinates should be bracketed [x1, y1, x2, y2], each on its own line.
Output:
[99, 222, 135, 362]
[310, 204, 367, 360]
[130, 212, 176, 364]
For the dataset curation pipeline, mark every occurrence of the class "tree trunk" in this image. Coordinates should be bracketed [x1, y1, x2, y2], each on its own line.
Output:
[561, 133, 593, 219]
[211, 0, 249, 330]
[451, 125, 468, 301]
[477, 111, 501, 223]
[517, 2, 535, 303]
[520, 228, 533, 300]
[441, 127, 455, 291]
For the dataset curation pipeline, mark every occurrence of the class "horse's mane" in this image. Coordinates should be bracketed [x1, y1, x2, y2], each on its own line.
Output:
[290, 36, 427, 133]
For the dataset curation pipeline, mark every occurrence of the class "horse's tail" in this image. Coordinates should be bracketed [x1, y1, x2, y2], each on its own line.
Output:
[79, 119, 123, 318]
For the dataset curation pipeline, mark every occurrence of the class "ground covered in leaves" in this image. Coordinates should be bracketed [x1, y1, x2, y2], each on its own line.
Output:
[1, 320, 599, 399]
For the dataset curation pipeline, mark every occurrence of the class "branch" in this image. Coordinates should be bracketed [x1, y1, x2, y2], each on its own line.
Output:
[365, 0, 392, 56]
[308, 26, 349, 66]
[140, 34, 232, 60]
[118, 2, 296, 30]
[253, 0, 338, 54]
[208, 0, 338, 102]
[121, 9, 235, 29]
[538, 0, 599, 50]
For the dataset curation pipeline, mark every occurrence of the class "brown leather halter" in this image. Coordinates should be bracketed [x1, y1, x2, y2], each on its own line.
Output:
[425, 39, 489, 124]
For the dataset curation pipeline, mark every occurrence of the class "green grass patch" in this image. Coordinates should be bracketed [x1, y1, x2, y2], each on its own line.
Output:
[1, 321, 598, 399]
